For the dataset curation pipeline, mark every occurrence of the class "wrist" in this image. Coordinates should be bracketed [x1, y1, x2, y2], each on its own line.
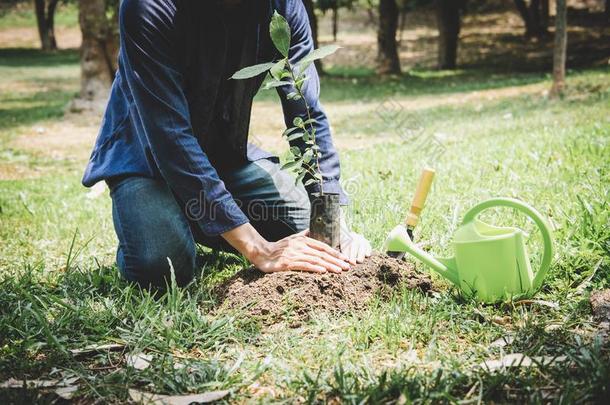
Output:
[221, 223, 270, 263]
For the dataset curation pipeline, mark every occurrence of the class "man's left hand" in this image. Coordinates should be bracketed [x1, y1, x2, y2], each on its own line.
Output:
[340, 209, 372, 264]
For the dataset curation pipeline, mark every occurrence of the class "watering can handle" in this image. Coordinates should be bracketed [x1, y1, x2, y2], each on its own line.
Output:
[462, 198, 553, 291]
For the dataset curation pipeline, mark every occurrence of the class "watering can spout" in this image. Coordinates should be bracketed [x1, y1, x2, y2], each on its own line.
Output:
[383, 225, 460, 286]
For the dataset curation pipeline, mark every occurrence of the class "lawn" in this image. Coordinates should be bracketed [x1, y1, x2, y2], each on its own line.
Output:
[1, 11, 610, 405]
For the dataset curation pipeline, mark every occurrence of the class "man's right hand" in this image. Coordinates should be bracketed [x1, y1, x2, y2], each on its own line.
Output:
[222, 224, 351, 274]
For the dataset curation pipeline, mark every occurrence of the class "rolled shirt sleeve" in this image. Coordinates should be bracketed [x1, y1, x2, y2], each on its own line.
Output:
[119, 0, 249, 236]
[276, 0, 349, 205]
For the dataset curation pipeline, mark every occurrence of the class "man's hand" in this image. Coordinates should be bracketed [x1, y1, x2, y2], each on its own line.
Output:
[340, 209, 372, 263]
[222, 224, 351, 274]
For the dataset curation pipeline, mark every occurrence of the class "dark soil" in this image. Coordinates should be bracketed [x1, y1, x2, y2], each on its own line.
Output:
[590, 289, 610, 342]
[214, 253, 433, 326]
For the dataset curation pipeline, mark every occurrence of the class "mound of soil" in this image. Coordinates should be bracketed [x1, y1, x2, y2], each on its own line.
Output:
[214, 253, 433, 326]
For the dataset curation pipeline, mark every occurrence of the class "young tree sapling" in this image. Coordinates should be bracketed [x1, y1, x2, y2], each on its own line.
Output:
[232, 11, 342, 247]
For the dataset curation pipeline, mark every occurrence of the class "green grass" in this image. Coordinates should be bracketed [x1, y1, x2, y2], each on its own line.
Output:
[0, 3, 78, 29]
[0, 45, 609, 403]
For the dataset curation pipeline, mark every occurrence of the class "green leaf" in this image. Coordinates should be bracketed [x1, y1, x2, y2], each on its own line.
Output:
[270, 11, 291, 57]
[296, 171, 306, 185]
[231, 62, 275, 80]
[286, 132, 304, 141]
[270, 59, 286, 80]
[281, 159, 301, 171]
[296, 45, 341, 69]
[293, 117, 304, 127]
[295, 76, 308, 89]
[303, 149, 314, 163]
[290, 146, 302, 156]
[304, 178, 318, 187]
[283, 127, 300, 137]
[263, 79, 292, 90]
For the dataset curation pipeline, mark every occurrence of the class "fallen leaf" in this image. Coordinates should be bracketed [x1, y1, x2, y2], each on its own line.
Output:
[489, 335, 514, 349]
[70, 343, 125, 356]
[479, 353, 567, 371]
[126, 353, 153, 370]
[55, 385, 79, 399]
[248, 382, 277, 398]
[129, 388, 229, 404]
[491, 315, 512, 325]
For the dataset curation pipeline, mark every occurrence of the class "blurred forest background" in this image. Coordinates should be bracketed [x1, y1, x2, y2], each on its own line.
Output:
[1, 0, 609, 104]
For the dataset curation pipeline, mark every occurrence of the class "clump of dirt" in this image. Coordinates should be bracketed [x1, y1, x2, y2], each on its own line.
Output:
[214, 253, 433, 326]
[590, 289, 610, 342]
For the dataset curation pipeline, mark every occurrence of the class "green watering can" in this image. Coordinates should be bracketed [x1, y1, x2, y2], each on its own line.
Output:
[384, 198, 553, 303]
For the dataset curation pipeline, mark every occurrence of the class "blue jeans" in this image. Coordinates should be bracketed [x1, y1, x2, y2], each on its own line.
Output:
[108, 159, 310, 288]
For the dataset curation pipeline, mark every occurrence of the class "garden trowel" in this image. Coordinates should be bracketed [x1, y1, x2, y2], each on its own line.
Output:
[386, 168, 435, 259]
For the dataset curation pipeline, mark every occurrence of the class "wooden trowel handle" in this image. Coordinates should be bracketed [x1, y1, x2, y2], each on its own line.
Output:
[406, 168, 435, 229]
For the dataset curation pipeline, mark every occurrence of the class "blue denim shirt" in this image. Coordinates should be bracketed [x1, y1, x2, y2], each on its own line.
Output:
[82, 0, 347, 237]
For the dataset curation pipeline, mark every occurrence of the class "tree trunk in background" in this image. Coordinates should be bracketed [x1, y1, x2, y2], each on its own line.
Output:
[332, 3, 339, 42]
[529, 0, 541, 31]
[377, 0, 401, 75]
[72, 0, 119, 110]
[303, 0, 323, 74]
[398, 7, 407, 44]
[550, 0, 567, 97]
[541, 0, 549, 28]
[514, 0, 547, 38]
[436, 0, 461, 69]
[34, 0, 59, 51]
[514, 0, 535, 36]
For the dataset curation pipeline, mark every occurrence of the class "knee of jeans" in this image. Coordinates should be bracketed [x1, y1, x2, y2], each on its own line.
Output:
[122, 245, 196, 289]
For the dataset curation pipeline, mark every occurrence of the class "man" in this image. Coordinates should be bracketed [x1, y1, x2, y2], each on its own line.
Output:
[82, 0, 371, 289]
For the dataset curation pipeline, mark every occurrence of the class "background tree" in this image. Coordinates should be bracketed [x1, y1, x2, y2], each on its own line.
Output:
[551, 0, 567, 97]
[513, 0, 549, 38]
[377, 0, 400, 74]
[33, 0, 60, 50]
[303, 0, 324, 74]
[435, 0, 465, 69]
[72, 0, 118, 109]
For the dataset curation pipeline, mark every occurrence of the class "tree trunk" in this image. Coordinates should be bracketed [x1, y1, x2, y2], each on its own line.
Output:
[73, 0, 119, 109]
[34, 0, 59, 51]
[514, 0, 548, 38]
[514, 0, 534, 36]
[541, 0, 549, 29]
[302, 0, 323, 74]
[550, 0, 567, 97]
[436, 0, 461, 69]
[46, 0, 58, 49]
[377, 0, 400, 75]
[398, 7, 407, 44]
[332, 3, 339, 42]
